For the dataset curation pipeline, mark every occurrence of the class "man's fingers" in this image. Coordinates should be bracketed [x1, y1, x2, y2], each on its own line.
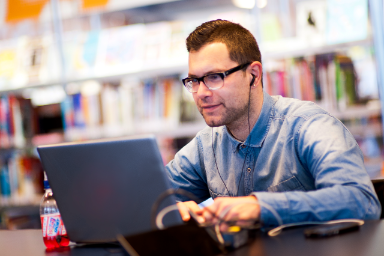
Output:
[204, 197, 226, 222]
[177, 201, 205, 223]
[185, 201, 203, 215]
[185, 201, 205, 223]
[205, 197, 222, 214]
[222, 206, 239, 222]
[202, 208, 215, 222]
[203, 196, 261, 227]
[177, 202, 191, 221]
[207, 198, 234, 221]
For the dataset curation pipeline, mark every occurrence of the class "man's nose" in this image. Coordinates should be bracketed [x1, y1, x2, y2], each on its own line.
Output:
[196, 80, 212, 98]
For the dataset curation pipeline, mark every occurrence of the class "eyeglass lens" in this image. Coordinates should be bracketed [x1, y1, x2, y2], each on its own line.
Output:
[185, 74, 224, 92]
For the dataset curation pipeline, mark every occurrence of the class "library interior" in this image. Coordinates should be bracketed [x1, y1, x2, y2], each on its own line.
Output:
[1, 0, 384, 255]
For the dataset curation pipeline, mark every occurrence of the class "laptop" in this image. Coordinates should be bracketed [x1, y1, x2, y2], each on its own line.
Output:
[37, 135, 183, 243]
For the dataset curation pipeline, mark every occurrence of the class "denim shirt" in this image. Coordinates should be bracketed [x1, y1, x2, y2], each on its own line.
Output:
[165, 91, 381, 226]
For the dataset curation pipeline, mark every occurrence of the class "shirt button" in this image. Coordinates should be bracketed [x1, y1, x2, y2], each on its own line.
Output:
[241, 144, 246, 148]
[247, 168, 251, 172]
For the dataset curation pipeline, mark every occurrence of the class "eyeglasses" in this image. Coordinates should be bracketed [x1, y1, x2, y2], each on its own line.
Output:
[182, 62, 251, 93]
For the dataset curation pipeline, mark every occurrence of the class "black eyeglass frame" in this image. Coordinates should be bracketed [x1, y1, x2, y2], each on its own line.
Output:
[182, 62, 251, 93]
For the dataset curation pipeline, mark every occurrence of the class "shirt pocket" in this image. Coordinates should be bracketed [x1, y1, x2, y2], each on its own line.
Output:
[267, 176, 305, 192]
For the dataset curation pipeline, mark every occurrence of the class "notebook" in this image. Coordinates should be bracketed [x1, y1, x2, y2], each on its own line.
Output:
[37, 135, 182, 243]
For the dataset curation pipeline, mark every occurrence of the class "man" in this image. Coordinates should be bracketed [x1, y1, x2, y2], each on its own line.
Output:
[165, 19, 381, 228]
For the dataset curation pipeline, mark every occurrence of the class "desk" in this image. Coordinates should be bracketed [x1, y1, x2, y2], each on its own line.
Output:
[227, 220, 384, 256]
[1, 220, 384, 256]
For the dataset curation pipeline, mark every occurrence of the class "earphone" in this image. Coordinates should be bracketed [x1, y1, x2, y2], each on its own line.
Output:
[212, 72, 254, 197]
[250, 74, 256, 87]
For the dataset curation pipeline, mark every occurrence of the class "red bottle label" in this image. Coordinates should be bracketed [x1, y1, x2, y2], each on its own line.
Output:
[59, 221, 67, 235]
[41, 214, 69, 248]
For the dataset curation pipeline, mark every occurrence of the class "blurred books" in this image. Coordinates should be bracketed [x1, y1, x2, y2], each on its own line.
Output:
[263, 45, 379, 113]
[0, 152, 43, 207]
[61, 77, 184, 141]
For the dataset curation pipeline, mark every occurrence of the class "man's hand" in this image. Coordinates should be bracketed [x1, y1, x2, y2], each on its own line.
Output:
[177, 201, 205, 223]
[202, 196, 260, 231]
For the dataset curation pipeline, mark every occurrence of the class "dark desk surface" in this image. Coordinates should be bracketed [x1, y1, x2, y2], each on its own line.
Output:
[227, 220, 384, 256]
[2, 220, 384, 256]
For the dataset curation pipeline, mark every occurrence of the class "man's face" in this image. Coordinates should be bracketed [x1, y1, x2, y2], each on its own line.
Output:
[188, 42, 252, 128]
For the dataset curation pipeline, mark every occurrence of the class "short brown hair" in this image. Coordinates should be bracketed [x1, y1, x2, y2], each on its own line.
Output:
[186, 19, 262, 66]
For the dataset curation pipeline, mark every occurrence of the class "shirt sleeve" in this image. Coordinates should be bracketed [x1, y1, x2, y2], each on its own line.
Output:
[253, 113, 381, 226]
[165, 135, 211, 202]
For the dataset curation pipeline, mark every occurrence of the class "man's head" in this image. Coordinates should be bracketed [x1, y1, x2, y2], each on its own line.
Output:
[186, 19, 262, 70]
[184, 20, 263, 131]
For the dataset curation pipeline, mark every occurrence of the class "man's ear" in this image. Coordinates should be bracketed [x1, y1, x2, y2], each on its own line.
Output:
[250, 61, 262, 87]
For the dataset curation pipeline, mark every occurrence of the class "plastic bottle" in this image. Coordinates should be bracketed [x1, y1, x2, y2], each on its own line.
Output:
[40, 172, 69, 249]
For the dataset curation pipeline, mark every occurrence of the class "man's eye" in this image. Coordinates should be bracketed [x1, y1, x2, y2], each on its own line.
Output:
[207, 74, 221, 80]
[185, 78, 197, 84]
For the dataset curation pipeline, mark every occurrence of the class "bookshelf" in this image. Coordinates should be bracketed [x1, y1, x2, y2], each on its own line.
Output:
[0, 0, 383, 229]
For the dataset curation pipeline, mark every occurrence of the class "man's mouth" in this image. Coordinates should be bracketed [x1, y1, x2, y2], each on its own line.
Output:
[201, 104, 221, 112]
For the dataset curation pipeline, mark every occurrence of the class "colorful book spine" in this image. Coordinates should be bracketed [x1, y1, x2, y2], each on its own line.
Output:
[0, 162, 11, 203]
[0, 95, 27, 149]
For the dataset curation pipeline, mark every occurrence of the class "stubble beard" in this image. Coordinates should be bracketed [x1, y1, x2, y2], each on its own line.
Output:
[199, 101, 249, 128]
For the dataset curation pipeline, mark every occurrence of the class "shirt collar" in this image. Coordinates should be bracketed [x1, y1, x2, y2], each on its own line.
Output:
[225, 91, 276, 151]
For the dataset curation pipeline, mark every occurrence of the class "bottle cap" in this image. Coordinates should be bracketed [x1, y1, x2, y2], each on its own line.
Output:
[43, 172, 50, 189]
